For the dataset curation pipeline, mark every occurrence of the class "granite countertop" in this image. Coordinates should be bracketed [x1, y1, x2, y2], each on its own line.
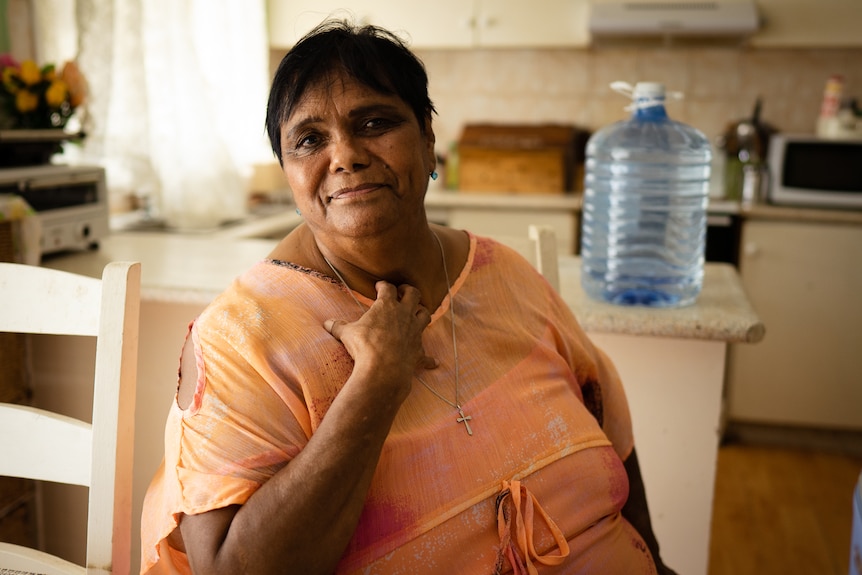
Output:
[558, 257, 765, 344]
[42, 232, 763, 344]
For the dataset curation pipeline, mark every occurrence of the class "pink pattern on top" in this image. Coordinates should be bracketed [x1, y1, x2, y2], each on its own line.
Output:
[140, 233, 650, 575]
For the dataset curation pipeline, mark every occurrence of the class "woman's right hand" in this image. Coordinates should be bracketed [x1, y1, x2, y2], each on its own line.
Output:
[324, 280, 437, 405]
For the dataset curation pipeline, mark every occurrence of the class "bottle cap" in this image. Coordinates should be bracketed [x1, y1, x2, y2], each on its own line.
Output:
[633, 82, 666, 98]
[610, 81, 682, 111]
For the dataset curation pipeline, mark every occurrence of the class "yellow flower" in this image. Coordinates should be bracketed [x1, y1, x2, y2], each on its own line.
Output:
[19, 60, 41, 85]
[2, 67, 19, 92]
[15, 89, 38, 112]
[45, 80, 68, 107]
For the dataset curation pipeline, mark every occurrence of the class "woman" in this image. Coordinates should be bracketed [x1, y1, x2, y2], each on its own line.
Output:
[140, 20, 676, 575]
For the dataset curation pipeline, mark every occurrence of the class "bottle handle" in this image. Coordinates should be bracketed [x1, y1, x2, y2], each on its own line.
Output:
[610, 81, 635, 99]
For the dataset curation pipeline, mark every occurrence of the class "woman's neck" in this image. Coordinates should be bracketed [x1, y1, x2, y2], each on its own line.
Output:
[312, 225, 451, 310]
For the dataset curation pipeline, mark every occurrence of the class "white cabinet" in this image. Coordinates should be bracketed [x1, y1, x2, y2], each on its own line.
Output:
[423, 191, 582, 255]
[750, 0, 862, 47]
[267, 0, 590, 49]
[467, 0, 590, 48]
[726, 220, 862, 429]
[267, 1, 472, 48]
[446, 207, 577, 255]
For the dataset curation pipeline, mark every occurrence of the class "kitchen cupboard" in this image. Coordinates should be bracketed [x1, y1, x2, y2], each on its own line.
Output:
[750, 0, 862, 47]
[423, 190, 582, 254]
[726, 219, 862, 429]
[432, 206, 578, 255]
[266, 0, 590, 49]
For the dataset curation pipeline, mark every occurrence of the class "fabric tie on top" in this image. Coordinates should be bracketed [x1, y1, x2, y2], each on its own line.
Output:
[495, 480, 570, 575]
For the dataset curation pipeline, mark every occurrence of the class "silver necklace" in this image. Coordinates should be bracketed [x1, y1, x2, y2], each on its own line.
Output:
[320, 232, 472, 436]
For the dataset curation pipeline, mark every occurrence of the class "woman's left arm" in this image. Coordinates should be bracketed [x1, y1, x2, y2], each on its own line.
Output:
[544, 277, 678, 573]
[569, 322, 678, 574]
[621, 448, 679, 575]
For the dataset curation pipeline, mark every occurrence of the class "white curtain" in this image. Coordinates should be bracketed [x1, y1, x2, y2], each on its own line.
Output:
[34, 0, 272, 230]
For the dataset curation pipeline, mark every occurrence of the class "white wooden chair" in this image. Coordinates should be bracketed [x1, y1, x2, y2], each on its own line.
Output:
[0, 261, 141, 575]
[494, 224, 560, 292]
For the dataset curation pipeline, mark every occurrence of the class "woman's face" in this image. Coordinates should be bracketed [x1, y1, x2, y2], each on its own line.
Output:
[280, 70, 436, 242]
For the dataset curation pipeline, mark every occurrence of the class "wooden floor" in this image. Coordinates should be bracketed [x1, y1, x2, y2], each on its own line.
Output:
[708, 433, 862, 575]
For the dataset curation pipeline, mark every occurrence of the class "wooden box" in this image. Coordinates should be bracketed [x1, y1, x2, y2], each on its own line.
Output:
[456, 124, 587, 194]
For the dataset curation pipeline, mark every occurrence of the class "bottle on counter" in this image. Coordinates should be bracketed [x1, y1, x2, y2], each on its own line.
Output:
[580, 81, 711, 308]
[720, 97, 773, 207]
[816, 74, 844, 138]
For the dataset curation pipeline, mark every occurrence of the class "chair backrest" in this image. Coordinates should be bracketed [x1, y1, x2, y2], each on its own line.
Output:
[492, 224, 560, 292]
[0, 261, 141, 575]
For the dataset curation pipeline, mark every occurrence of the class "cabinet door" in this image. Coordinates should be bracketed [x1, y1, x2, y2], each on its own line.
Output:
[726, 220, 862, 428]
[267, 0, 591, 49]
[751, 0, 862, 47]
[476, 0, 590, 48]
[373, 1, 476, 48]
[267, 1, 346, 48]
[447, 207, 577, 255]
[267, 0, 474, 49]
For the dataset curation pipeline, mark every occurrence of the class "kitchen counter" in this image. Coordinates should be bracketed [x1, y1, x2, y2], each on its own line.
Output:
[425, 189, 583, 210]
[426, 188, 862, 226]
[742, 202, 862, 225]
[42, 232, 278, 305]
[38, 231, 762, 575]
[43, 231, 763, 343]
[425, 189, 746, 214]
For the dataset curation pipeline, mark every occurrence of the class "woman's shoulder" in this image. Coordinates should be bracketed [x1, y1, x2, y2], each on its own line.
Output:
[196, 259, 334, 330]
[469, 232, 541, 273]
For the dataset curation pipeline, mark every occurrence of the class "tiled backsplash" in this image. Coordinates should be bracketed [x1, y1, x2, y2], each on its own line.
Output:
[271, 46, 861, 156]
[417, 47, 862, 153]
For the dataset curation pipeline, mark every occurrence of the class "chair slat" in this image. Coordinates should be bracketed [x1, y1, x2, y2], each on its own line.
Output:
[0, 542, 86, 574]
[0, 404, 92, 485]
[0, 264, 102, 336]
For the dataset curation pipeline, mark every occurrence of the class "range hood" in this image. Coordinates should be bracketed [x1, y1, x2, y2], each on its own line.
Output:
[589, 1, 760, 38]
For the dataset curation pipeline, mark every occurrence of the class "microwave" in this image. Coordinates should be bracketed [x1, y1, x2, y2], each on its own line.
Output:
[0, 164, 109, 255]
[768, 134, 862, 210]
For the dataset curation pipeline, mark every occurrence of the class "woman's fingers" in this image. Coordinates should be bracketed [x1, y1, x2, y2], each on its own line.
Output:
[420, 355, 439, 370]
[323, 318, 347, 340]
[375, 280, 401, 302]
[323, 281, 437, 372]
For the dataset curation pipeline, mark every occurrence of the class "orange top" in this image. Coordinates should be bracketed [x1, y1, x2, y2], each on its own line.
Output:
[140, 234, 655, 574]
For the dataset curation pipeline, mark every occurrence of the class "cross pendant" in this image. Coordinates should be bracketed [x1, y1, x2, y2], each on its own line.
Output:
[456, 406, 473, 436]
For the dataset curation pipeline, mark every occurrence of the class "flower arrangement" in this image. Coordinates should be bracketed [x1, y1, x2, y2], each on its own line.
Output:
[0, 54, 87, 130]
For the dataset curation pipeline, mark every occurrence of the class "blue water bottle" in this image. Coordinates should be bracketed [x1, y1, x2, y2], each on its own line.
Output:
[580, 81, 711, 308]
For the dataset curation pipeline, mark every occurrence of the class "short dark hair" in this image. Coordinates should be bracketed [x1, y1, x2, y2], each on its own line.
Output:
[265, 19, 436, 164]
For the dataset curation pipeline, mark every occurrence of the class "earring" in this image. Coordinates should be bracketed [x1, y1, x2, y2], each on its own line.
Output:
[430, 171, 439, 181]
[295, 208, 301, 216]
